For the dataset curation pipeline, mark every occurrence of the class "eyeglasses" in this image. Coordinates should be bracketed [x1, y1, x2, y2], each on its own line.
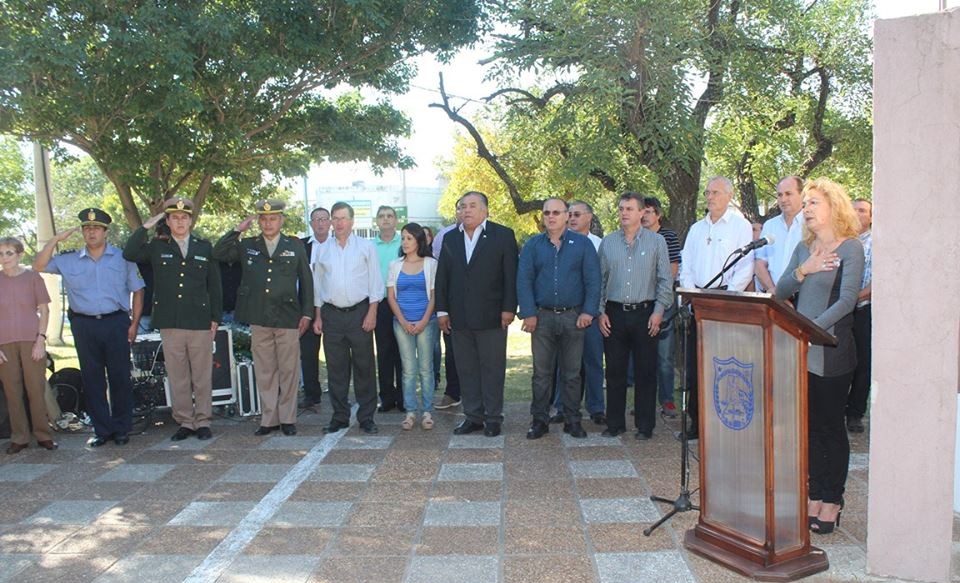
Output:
[542, 210, 567, 217]
[569, 212, 587, 218]
[0, 250, 17, 257]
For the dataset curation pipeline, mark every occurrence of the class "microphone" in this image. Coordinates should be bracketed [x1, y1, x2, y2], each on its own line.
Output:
[736, 234, 775, 255]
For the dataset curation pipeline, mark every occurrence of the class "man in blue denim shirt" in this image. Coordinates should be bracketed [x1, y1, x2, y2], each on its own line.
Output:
[517, 198, 601, 439]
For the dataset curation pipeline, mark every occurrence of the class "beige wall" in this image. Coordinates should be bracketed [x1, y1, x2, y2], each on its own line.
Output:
[870, 10, 960, 583]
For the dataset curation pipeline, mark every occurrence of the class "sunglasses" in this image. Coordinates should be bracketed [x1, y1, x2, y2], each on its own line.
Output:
[542, 210, 567, 217]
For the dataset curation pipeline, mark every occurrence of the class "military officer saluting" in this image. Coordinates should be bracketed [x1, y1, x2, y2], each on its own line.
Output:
[33, 208, 145, 447]
[213, 199, 314, 436]
[124, 197, 222, 441]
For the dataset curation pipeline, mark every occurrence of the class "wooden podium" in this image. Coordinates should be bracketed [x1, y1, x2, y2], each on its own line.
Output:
[679, 289, 835, 581]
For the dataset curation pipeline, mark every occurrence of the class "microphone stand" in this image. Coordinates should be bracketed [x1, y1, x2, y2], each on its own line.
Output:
[644, 249, 751, 536]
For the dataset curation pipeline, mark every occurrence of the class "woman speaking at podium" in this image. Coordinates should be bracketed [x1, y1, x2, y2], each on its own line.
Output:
[775, 178, 865, 535]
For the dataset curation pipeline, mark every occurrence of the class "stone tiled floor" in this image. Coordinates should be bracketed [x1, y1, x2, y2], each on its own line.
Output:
[0, 401, 886, 582]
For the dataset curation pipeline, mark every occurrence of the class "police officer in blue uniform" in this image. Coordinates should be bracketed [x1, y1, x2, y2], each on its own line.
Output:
[34, 208, 145, 447]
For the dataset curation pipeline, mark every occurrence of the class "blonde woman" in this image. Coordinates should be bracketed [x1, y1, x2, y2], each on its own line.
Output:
[775, 178, 865, 535]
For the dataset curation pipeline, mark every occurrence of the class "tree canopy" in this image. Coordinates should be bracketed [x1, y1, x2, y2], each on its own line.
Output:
[435, 0, 873, 238]
[0, 0, 483, 228]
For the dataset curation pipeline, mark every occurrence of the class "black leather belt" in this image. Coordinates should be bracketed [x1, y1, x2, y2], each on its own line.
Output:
[607, 300, 653, 312]
[68, 309, 127, 320]
[324, 299, 369, 313]
[539, 306, 578, 314]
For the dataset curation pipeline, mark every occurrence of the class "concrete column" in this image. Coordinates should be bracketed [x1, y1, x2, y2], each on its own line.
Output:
[870, 10, 960, 583]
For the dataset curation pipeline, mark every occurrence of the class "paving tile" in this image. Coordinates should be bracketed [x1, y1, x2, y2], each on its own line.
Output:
[320, 449, 386, 465]
[505, 498, 582, 527]
[346, 502, 425, 527]
[257, 436, 323, 450]
[290, 482, 365, 501]
[358, 481, 432, 504]
[406, 555, 498, 583]
[91, 554, 203, 583]
[562, 434, 622, 447]
[568, 446, 631, 461]
[0, 464, 57, 482]
[0, 525, 83, 553]
[23, 501, 119, 525]
[167, 502, 257, 527]
[197, 482, 276, 502]
[218, 554, 321, 583]
[49, 524, 153, 554]
[437, 462, 503, 481]
[848, 453, 869, 471]
[0, 555, 35, 582]
[147, 435, 219, 451]
[244, 526, 334, 555]
[218, 463, 295, 483]
[448, 435, 504, 449]
[268, 501, 353, 527]
[93, 500, 192, 526]
[416, 526, 499, 555]
[506, 479, 574, 500]
[423, 501, 500, 526]
[575, 478, 646, 499]
[817, 544, 888, 582]
[308, 464, 376, 482]
[311, 556, 406, 583]
[570, 460, 638, 479]
[588, 524, 676, 552]
[443, 448, 503, 463]
[504, 555, 596, 583]
[9, 552, 119, 583]
[94, 463, 176, 482]
[595, 551, 696, 583]
[503, 525, 587, 555]
[432, 481, 503, 502]
[330, 526, 418, 556]
[0, 498, 56, 525]
[134, 526, 231, 555]
[335, 436, 394, 450]
[240, 450, 308, 465]
[580, 498, 661, 524]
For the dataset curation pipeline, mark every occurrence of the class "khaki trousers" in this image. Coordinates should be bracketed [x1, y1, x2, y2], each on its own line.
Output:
[250, 325, 300, 426]
[160, 329, 213, 430]
[0, 341, 52, 444]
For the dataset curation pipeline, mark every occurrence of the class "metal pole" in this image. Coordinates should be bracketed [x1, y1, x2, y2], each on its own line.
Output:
[33, 143, 65, 344]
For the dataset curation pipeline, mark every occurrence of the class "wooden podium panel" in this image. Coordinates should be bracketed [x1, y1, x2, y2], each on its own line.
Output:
[680, 289, 832, 581]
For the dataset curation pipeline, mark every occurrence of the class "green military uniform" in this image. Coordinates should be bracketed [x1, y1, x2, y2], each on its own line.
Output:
[122, 197, 223, 438]
[211, 199, 313, 434]
[123, 228, 223, 329]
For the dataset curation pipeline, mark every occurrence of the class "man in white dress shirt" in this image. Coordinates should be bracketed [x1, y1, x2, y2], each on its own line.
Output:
[678, 176, 754, 439]
[312, 202, 384, 435]
[755, 176, 804, 293]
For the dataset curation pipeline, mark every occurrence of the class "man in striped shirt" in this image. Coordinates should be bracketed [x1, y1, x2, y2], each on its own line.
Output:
[597, 192, 674, 439]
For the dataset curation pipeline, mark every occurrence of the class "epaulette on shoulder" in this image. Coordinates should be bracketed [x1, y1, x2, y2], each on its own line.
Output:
[60, 248, 79, 254]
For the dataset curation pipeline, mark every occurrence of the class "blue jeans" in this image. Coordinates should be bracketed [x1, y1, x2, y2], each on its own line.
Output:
[394, 319, 438, 413]
[656, 311, 676, 405]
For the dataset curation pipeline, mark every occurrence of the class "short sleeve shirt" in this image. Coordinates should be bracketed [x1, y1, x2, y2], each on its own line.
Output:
[45, 244, 144, 315]
[0, 269, 51, 345]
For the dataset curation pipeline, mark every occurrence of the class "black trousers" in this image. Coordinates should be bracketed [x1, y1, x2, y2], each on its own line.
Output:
[442, 330, 461, 399]
[808, 371, 854, 503]
[845, 304, 871, 420]
[71, 312, 133, 438]
[322, 303, 377, 425]
[452, 328, 507, 424]
[374, 301, 403, 407]
[299, 327, 323, 402]
[684, 311, 700, 429]
[603, 303, 659, 434]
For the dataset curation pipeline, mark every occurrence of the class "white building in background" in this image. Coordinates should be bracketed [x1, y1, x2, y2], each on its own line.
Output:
[299, 164, 449, 238]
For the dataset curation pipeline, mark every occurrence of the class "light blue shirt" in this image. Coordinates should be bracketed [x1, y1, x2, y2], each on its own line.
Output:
[373, 232, 401, 292]
[45, 244, 145, 315]
[756, 212, 804, 288]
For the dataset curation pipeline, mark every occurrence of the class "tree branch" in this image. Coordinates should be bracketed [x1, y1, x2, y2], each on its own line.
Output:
[799, 67, 833, 176]
[429, 73, 543, 214]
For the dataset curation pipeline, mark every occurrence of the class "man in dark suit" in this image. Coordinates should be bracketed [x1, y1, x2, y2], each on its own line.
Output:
[435, 191, 518, 437]
[299, 206, 330, 408]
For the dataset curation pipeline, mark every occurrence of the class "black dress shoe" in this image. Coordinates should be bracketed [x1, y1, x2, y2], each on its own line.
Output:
[590, 413, 607, 425]
[254, 425, 279, 436]
[601, 427, 627, 438]
[196, 427, 213, 440]
[38, 440, 59, 450]
[564, 422, 588, 438]
[281, 423, 297, 436]
[634, 430, 652, 440]
[359, 420, 379, 434]
[171, 427, 195, 441]
[548, 412, 565, 424]
[323, 420, 349, 434]
[377, 403, 396, 413]
[526, 421, 549, 440]
[846, 417, 864, 433]
[453, 421, 484, 435]
[86, 435, 110, 448]
[483, 422, 501, 437]
[299, 397, 322, 409]
[113, 434, 130, 446]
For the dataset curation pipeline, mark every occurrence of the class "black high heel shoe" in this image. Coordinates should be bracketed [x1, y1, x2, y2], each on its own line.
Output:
[811, 498, 844, 535]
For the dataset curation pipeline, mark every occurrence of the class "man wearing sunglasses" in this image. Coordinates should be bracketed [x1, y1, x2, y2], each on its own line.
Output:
[517, 198, 600, 440]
